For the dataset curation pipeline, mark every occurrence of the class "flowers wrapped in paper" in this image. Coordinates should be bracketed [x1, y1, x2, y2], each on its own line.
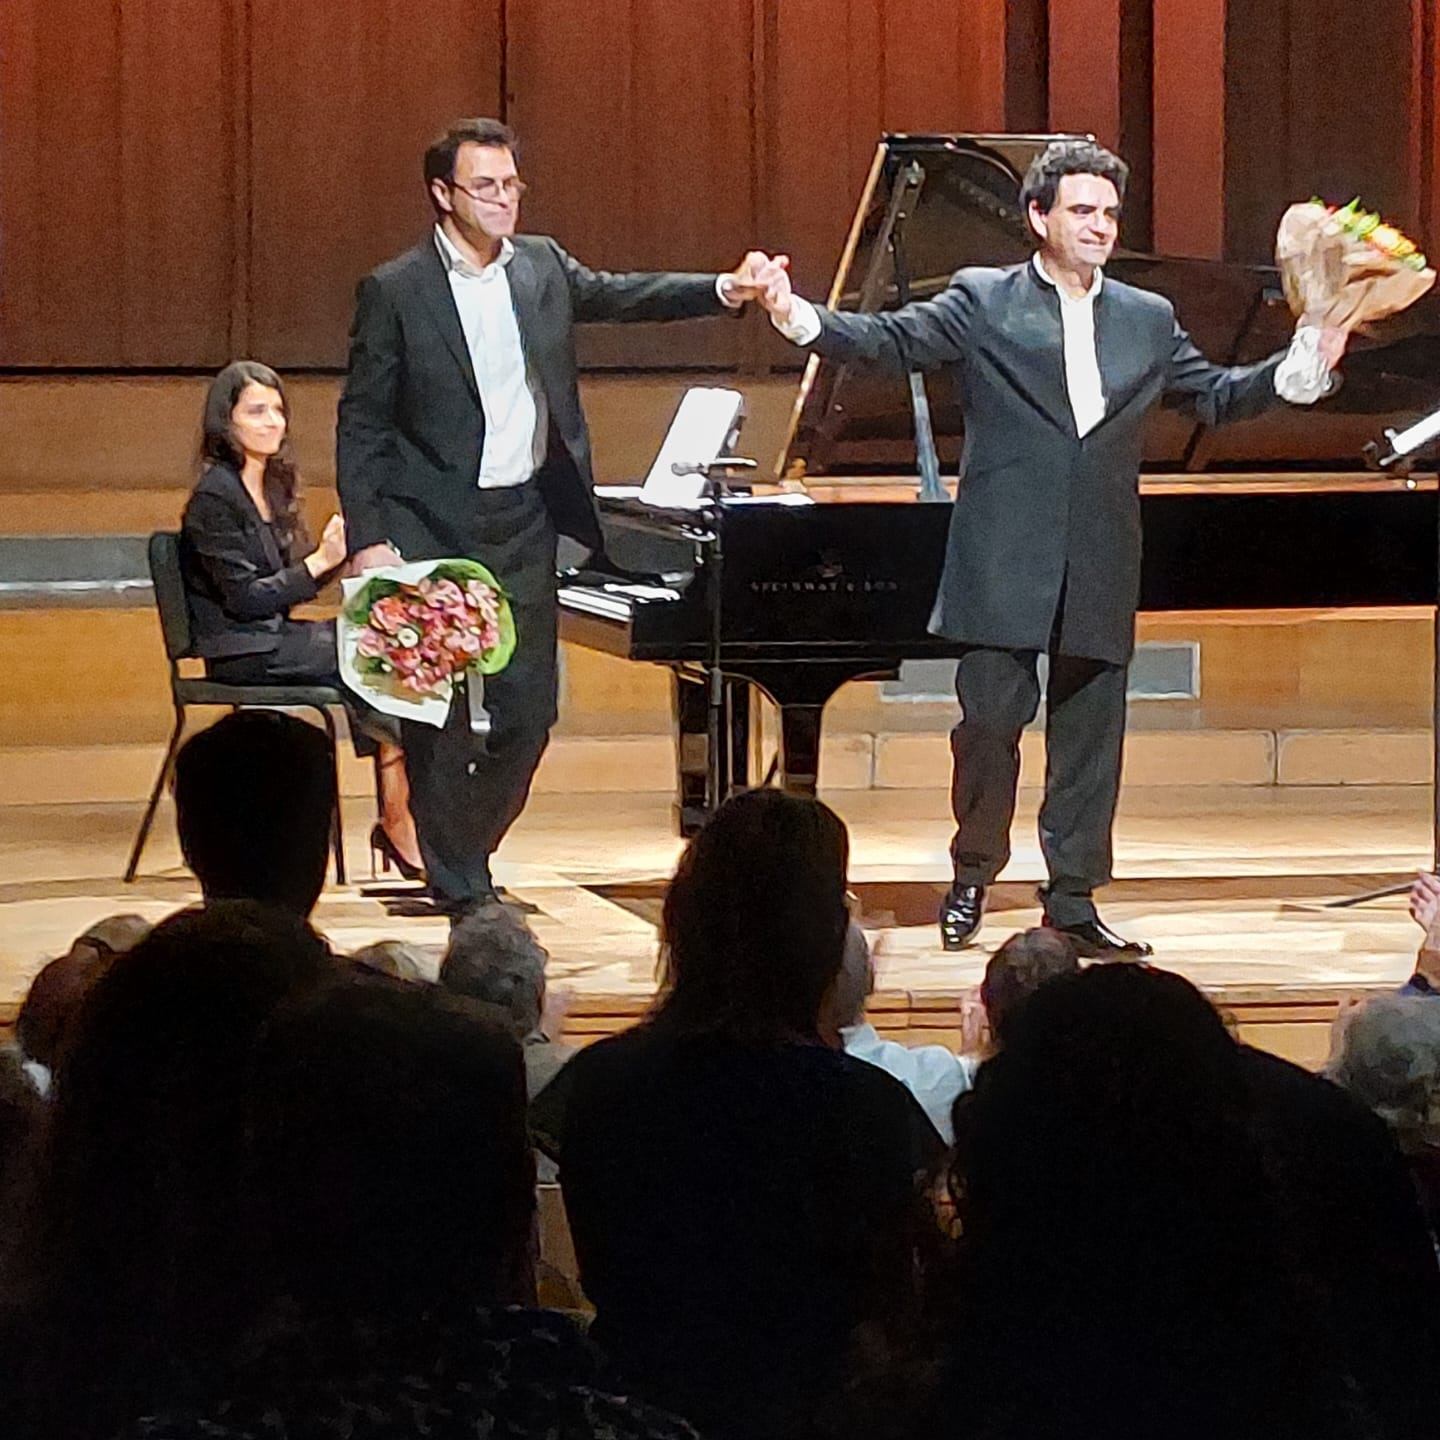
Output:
[1274, 199, 1435, 401]
[338, 560, 515, 729]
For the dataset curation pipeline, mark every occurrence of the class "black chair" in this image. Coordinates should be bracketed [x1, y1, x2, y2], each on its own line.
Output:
[124, 530, 348, 884]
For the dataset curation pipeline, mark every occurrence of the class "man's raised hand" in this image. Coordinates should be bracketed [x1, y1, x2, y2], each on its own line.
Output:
[720, 251, 771, 304]
[751, 254, 794, 324]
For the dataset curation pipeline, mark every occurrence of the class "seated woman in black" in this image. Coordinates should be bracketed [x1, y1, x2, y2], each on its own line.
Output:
[180, 360, 420, 876]
[557, 789, 942, 1440]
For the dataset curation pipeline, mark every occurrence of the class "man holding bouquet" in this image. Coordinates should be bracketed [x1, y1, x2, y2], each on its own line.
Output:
[338, 118, 769, 918]
[755, 138, 1348, 958]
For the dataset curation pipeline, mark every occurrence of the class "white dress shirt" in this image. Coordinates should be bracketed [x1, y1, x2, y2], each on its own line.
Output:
[435, 225, 547, 489]
[437, 227, 747, 489]
[1030, 253, 1106, 437]
[841, 1022, 976, 1144]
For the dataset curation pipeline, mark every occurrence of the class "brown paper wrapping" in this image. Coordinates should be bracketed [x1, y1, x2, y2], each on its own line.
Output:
[1276, 202, 1435, 330]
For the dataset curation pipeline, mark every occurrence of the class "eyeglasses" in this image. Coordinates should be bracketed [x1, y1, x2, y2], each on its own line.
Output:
[449, 176, 528, 203]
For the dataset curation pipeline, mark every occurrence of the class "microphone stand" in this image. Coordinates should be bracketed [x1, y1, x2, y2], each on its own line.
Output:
[670, 458, 758, 813]
[1328, 411, 1440, 906]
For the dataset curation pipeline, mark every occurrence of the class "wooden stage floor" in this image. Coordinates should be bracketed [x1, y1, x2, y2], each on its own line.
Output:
[0, 784, 1430, 1066]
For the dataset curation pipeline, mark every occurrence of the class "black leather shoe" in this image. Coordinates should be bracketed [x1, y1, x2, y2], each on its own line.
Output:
[1045, 915, 1153, 961]
[939, 883, 985, 951]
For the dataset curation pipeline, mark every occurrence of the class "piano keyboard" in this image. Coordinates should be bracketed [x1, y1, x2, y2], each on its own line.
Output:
[557, 581, 683, 624]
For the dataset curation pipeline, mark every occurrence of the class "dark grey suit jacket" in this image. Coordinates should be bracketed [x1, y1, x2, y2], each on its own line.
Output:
[337, 234, 727, 561]
[810, 261, 1284, 663]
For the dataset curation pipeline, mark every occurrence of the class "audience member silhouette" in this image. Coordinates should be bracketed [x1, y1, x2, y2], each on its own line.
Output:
[1238, 1004, 1440, 1440]
[979, 925, 1081, 1046]
[348, 937, 429, 981]
[14, 915, 151, 1095]
[933, 964, 1375, 1440]
[0, 901, 335, 1440]
[442, 901, 575, 1098]
[1329, 992, 1440, 1243]
[0, 1049, 39, 1235]
[821, 920, 975, 1142]
[173, 710, 334, 916]
[559, 789, 941, 1440]
[116, 974, 697, 1440]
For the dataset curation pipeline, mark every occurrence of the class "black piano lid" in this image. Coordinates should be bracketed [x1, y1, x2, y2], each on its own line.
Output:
[778, 133, 1440, 481]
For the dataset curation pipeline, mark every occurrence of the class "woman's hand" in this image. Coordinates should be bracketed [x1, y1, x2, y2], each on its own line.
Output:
[304, 513, 348, 578]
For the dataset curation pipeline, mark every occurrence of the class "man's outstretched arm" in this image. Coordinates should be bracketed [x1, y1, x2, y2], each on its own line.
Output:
[757, 254, 975, 376]
[559, 242, 772, 323]
[1165, 315, 1348, 426]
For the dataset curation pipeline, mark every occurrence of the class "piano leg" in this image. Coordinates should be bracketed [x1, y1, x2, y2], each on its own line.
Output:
[776, 703, 825, 797]
[670, 670, 752, 836]
[748, 661, 899, 801]
[676, 662, 895, 826]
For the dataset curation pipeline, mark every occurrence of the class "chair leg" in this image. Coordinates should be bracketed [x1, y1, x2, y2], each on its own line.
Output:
[314, 706, 346, 886]
[124, 705, 186, 882]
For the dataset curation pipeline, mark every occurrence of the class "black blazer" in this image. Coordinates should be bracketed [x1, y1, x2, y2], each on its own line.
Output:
[179, 464, 319, 660]
[810, 262, 1286, 663]
[337, 233, 727, 560]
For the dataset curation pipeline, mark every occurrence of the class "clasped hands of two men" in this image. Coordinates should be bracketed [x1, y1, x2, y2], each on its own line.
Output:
[347, 252, 797, 574]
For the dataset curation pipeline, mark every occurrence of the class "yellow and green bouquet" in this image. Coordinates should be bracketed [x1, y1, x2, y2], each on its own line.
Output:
[1277, 198, 1434, 330]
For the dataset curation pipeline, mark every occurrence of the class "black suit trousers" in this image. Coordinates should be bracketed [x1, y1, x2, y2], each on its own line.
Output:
[398, 483, 558, 908]
[949, 643, 1128, 925]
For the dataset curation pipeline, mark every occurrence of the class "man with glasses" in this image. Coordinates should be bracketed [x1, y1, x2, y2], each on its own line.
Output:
[338, 117, 768, 920]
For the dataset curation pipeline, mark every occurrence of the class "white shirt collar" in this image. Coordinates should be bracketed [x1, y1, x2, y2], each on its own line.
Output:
[435, 224, 514, 278]
[1032, 252, 1103, 302]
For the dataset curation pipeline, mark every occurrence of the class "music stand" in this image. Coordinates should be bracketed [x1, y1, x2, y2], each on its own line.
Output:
[1328, 407, 1440, 906]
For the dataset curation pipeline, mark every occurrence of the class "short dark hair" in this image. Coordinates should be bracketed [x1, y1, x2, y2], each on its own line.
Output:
[654, 789, 850, 1042]
[440, 903, 549, 1039]
[981, 926, 1081, 1045]
[173, 711, 335, 917]
[1019, 138, 1129, 230]
[423, 117, 517, 214]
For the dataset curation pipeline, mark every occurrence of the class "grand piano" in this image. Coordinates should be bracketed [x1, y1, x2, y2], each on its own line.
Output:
[558, 133, 1440, 832]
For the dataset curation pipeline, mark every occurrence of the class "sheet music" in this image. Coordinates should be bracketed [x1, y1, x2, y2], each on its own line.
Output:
[638, 387, 745, 507]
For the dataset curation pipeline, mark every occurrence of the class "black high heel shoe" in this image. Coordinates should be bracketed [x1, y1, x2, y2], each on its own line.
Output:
[369, 823, 426, 882]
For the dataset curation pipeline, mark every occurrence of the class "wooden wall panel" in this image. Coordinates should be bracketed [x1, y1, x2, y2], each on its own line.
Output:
[0, 0, 233, 366]
[506, 0, 755, 366]
[247, 0, 503, 368]
[5, 0, 1433, 373]
[1048, 0, 1152, 246]
[764, 0, 884, 296]
[1419, 0, 1440, 247]
[0, 1, 123, 364]
[880, 0, 1009, 134]
[507, 0, 754, 270]
[1223, 0, 1414, 262]
[766, 0, 1048, 300]
[118, 0, 237, 365]
[1152, 0, 1226, 258]
[1049, 0, 1124, 149]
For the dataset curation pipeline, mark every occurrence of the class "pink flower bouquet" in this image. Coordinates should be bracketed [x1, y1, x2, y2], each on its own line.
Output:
[338, 559, 515, 727]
